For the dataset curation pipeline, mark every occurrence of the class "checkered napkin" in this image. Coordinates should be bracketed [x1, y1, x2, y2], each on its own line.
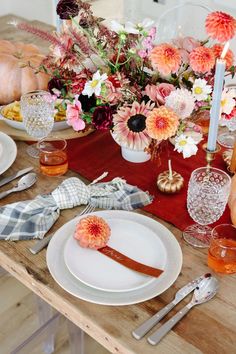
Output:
[0, 176, 153, 240]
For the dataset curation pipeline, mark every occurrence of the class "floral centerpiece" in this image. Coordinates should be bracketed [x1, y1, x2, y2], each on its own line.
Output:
[15, 1, 236, 159]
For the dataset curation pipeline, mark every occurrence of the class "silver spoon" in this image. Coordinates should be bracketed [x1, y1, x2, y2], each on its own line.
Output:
[0, 173, 37, 200]
[148, 276, 219, 345]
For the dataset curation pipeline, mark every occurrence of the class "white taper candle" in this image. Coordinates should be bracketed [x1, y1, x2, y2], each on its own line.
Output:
[207, 42, 229, 151]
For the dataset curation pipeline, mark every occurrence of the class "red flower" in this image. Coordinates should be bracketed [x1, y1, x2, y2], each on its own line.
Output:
[205, 11, 236, 42]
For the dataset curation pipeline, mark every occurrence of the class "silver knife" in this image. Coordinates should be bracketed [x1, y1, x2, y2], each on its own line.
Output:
[0, 167, 34, 187]
[132, 273, 211, 340]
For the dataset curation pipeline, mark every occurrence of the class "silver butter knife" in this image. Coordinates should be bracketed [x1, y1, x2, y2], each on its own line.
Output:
[0, 167, 34, 188]
[132, 273, 211, 340]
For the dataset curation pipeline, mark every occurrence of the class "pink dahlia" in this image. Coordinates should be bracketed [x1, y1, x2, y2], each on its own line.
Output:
[146, 106, 179, 141]
[74, 215, 111, 249]
[189, 46, 215, 73]
[205, 11, 236, 42]
[150, 44, 181, 76]
[112, 101, 154, 150]
[212, 44, 234, 69]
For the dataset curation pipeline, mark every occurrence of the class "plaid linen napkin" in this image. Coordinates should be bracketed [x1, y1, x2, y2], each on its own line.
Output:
[0, 176, 153, 240]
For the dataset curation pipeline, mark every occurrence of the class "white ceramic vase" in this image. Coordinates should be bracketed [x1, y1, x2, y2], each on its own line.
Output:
[111, 132, 151, 163]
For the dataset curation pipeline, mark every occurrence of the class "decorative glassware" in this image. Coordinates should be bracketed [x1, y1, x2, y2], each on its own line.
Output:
[38, 137, 68, 177]
[21, 90, 55, 158]
[208, 224, 236, 274]
[156, 3, 212, 43]
[183, 167, 231, 248]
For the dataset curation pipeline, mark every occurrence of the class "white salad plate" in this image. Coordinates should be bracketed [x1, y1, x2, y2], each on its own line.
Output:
[64, 218, 166, 292]
[47, 210, 182, 306]
[0, 132, 17, 175]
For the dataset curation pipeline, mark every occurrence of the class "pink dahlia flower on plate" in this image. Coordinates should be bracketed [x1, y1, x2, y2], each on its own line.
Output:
[74, 215, 111, 249]
[150, 43, 181, 76]
[112, 101, 154, 150]
[205, 11, 236, 42]
[189, 46, 215, 73]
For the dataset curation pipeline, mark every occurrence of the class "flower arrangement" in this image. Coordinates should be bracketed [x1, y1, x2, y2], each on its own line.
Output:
[15, 0, 236, 158]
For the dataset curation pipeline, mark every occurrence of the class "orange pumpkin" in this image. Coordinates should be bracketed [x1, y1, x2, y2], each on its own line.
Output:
[228, 174, 236, 225]
[0, 40, 49, 105]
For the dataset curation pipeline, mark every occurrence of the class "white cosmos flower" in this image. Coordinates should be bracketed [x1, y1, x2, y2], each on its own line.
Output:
[192, 78, 212, 101]
[174, 134, 198, 158]
[82, 70, 108, 98]
[110, 18, 154, 35]
[221, 88, 236, 115]
[165, 88, 195, 119]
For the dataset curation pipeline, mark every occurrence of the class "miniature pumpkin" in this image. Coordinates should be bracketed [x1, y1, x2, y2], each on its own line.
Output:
[0, 40, 49, 105]
[228, 174, 236, 225]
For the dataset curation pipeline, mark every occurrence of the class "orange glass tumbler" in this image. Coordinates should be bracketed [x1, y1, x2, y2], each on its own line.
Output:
[208, 224, 236, 274]
[39, 137, 68, 177]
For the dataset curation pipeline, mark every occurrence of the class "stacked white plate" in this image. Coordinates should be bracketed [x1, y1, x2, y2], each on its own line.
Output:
[47, 210, 183, 306]
[0, 132, 17, 175]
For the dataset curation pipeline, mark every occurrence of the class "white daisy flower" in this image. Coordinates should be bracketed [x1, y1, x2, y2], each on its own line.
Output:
[192, 78, 212, 101]
[110, 18, 154, 35]
[174, 134, 198, 158]
[82, 70, 108, 98]
[165, 88, 195, 119]
[221, 88, 236, 115]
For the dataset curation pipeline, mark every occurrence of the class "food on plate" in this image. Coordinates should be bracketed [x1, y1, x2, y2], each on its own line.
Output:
[1, 101, 66, 122]
[0, 40, 49, 105]
[74, 215, 111, 249]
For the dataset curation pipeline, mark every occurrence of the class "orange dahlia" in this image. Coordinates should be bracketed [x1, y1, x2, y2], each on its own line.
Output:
[205, 11, 236, 42]
[189, 46, 215, 73]
[146, 106, 179, 140]
[74, 215, 111, 249]
[150, 44, 181, 76]
[212, 44, 234, 69]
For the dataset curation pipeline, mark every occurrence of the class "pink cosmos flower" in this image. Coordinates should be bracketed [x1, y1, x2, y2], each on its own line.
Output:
[66, 97, 85, 131]
[150, 44, 181, 76]
[144, 83, 175, 105]
[205, 11, 236, 42]
[189, 46, 215, 73]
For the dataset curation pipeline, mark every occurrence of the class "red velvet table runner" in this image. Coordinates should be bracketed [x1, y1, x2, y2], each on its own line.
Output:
[67, 131, 231, 231]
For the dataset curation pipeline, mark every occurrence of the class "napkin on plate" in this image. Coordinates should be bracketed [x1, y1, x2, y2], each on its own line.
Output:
[0, 176, 153, 240]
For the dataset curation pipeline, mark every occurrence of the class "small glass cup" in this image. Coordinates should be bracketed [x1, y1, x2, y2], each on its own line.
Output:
[38, 137, 68, 177]
[208, 224, 236, 274]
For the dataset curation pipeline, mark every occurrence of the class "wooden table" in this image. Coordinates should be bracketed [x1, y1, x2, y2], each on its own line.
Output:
[1, 144, 236, 354]
[0, 15, 236, 354]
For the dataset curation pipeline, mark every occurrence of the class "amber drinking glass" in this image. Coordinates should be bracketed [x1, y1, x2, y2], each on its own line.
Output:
[39, 137, 68, 177]
[208, 224, 236, 274]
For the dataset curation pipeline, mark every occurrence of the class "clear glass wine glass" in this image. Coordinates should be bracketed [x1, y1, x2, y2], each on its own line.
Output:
[20, 90, 55, 158]
[183, 167, 231, 248]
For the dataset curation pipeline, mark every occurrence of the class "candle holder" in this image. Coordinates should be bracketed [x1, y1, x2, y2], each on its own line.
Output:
[202, 143, 221, 169]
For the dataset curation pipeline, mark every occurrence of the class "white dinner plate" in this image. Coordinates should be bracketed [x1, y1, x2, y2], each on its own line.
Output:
[47, 211, 182, 306]
[0, 132, 17, 175]
[64, 218, 166, 292]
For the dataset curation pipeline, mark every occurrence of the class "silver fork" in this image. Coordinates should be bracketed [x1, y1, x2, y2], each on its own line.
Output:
[29, 204, 96, 254]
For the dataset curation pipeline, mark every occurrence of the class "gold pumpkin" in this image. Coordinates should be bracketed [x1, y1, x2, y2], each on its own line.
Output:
[0, 40, 49, 105]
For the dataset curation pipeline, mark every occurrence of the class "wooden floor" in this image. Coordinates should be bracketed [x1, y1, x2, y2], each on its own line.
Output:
[0, 270, 108, 354]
